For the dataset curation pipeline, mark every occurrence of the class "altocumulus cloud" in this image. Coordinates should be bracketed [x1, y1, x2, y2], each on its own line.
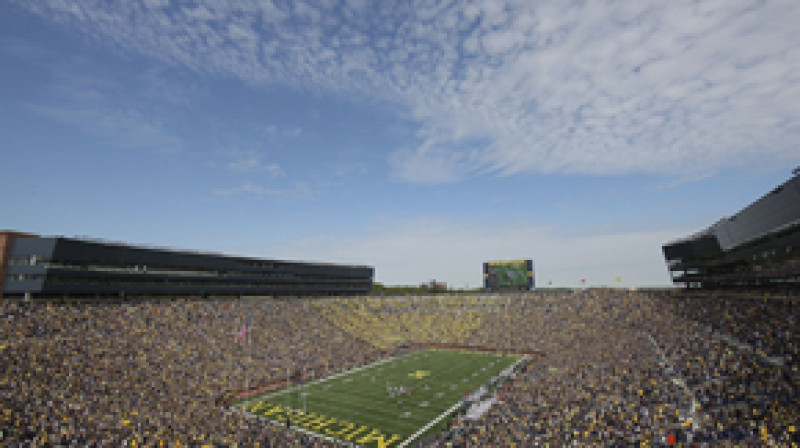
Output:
[18, 0, 800, 183]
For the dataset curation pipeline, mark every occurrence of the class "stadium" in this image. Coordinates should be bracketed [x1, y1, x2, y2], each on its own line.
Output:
[0, 174, 798, 447]
[5, 0, 800, 445]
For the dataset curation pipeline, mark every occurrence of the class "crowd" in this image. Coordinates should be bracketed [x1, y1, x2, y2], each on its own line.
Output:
[317, 295, 496, 349]
[2, 290, 798, 446]
[649, 294, 799, 445]
[1, 298, 379, 446]
[663, 292, 800, 367]
[441, 290, 799, 447]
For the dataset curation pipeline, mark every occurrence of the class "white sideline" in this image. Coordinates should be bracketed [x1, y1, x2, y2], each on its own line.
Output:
[235, 353, 403, 408]
[397, 400, 462, 448]
[237, 350, 527, 448]
[398, 353, 530, 448]
[234, 353, 410, 447]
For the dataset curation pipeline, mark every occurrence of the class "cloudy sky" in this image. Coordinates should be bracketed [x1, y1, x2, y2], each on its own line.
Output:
[1, 0, 797, 288]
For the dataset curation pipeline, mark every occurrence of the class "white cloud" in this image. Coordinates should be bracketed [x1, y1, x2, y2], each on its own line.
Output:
[214, 183, 283, 197]
[283, 127, 302, 138]
[15, 0, 800, 182]
[183, 5, 213, 21]
[388, 146, 469, 184]
[214, 181, 309, 199]
[265, 164, 283, 177]
[26, 103, 182, 153]
[265, 124, 302, 138]
[18, 57, 189, 153]
[223, 150, 284, 176]
[262, 217, 680, 288]
[143, 0, 169, 9]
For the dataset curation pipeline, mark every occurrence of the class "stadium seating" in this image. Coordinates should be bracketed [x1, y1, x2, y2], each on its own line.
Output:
[1, 290, 798, 446]
[317, 295, 494, 349]
[0, 298, 380, 446]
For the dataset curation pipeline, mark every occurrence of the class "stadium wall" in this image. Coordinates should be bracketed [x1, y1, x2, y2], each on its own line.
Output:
[1, 231, 373, 299]
[663, 173, 800, 289]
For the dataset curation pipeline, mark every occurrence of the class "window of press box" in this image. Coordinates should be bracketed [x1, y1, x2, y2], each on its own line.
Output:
[7, 255, 47, 265]
[6, 273, 43, 281]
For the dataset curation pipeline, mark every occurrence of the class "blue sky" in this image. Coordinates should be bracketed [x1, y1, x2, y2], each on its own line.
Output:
[1, 1, 798, 288]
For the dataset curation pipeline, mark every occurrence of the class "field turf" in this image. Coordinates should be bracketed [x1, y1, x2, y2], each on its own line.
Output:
[234, 349, 523, 447]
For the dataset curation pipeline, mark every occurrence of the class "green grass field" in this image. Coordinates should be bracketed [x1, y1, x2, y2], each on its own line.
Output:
[234, 349, 524, 448]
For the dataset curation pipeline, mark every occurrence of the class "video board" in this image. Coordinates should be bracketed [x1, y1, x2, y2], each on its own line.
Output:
[483, 259, 534, 291]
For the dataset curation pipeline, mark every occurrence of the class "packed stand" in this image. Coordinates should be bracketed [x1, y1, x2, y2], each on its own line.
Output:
[645, 293, 800, 445]
[664, 292, 800, 367]
[2, 290, 799, 446]
[442, 290, 799, 446]
[0, 298, 380, 446]
[317, 295, 496, 349]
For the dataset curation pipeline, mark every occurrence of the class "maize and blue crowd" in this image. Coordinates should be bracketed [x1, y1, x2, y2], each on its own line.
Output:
[1, 290, 798, 446]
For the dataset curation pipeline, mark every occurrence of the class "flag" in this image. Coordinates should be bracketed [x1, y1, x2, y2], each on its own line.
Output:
[236, 322, 250, 342]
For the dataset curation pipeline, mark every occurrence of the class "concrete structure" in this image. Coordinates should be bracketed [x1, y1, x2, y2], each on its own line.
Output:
[0, 232, 373, 299]
[663, 172, 800, 289]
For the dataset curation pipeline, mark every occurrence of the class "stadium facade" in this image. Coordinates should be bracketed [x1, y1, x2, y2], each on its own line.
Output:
[0, 231, 373, 299]
[662, 172, 800, 289]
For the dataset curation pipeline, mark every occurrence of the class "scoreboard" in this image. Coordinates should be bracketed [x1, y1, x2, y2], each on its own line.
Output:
[483, 260, 534, 291]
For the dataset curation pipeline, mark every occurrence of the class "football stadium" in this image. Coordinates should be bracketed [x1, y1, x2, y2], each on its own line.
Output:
[0, 174, 799, 446]
[0, 173, 799, 446]
[0, 176, 800, 448]
[2, 288, 799, 446]
[4, 1, 800, 446]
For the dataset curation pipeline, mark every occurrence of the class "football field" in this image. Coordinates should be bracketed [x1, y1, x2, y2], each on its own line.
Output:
[234, 349, 525, 448]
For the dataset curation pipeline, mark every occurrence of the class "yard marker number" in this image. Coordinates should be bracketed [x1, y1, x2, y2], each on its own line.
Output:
[245, 401, 402, 448]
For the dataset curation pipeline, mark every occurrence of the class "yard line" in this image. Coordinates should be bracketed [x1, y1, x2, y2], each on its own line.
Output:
[397, 400, 464, 448]
[237, 349, 525, 446]
[236, 352, 404, 407]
